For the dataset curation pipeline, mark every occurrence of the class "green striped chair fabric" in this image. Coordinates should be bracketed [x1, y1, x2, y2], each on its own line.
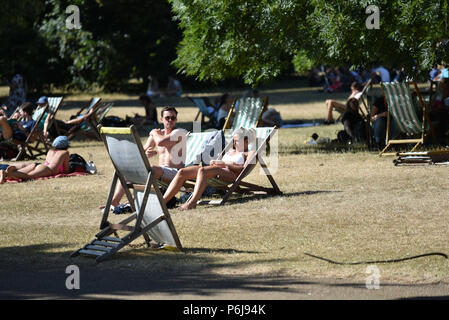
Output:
[47, 97, 63, 115]
[80, 102, 113, 131]
[184, 131, 216, 167]
[381, 82, 422, 135]
[231, 97, 264, 131]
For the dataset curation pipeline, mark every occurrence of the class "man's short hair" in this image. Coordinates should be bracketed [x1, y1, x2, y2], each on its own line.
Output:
[161, 106, 178, 117]
[20, 102, 34, 115]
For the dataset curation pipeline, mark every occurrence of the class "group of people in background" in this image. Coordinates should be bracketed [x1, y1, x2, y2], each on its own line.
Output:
[309, 64, 405, 94]
[320, 63, 449, 149]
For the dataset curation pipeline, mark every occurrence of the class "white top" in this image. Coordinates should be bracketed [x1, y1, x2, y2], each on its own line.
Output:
[222, 151, 245, 165]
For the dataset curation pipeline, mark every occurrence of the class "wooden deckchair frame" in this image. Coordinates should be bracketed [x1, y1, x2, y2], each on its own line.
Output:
[188, 96, 216, 126]
[379, 81, 437, 156]
[75, 97, 102, 117]
[45, 97, 64, 137]
[71, 125, 182, 262]
[67, 102, 113, 140]
[190, 127, 282, 206]
[12, 104, 52, 161]
[222, 96, 269, 131]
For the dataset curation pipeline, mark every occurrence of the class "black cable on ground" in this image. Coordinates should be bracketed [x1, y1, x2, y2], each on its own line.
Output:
[304, 252, 448, 265]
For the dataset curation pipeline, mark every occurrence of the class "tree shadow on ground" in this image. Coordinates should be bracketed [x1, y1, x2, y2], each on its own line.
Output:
[0, 243, 300, 299]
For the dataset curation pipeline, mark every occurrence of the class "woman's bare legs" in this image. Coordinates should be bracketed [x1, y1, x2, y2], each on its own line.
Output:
[0, 116, 13, 140]
[0, 163, 38, 183]
[6, 164, 52, 180]
[163, 166, 200, 203]
[178, 166, 236, 211]
[325, 100, 346, 122]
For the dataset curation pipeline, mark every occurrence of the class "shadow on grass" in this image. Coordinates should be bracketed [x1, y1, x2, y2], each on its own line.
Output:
[0, 242, 300, 299]
[203, 190, 342, 207]
[1, 243, 447, 299]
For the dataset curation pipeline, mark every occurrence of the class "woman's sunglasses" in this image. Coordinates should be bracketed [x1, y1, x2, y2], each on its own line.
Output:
[164, 116, 177, 121]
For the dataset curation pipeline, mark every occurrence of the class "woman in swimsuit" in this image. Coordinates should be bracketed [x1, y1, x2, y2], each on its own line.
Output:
[163, 128, 256, 211]
[0, 136, 70, 183]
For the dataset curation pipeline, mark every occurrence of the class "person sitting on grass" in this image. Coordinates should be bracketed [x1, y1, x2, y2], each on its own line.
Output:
[324, 81, 364, 124]
[162, 128, 256, 211]
[0, 102, 36, 143]
[0, 136, 70, 183]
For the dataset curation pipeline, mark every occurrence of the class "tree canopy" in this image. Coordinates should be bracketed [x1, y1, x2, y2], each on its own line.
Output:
[1, 0, 181, 92]
[170, 0, 449, 85]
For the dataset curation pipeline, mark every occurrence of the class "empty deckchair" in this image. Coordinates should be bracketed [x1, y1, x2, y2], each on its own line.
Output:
[192, 127, 282, 205]
[188, 97, 216, 127]
[222, 97, 269, 136]
[74, 97, 102, 117]
[12, 104, 51, 160]
[68, 102, 113, 140]
[71, 125, 182, 262]
[379, 82, 437, 156]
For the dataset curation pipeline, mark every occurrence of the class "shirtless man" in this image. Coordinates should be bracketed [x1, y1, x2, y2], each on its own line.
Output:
[102, 106, 187, 214]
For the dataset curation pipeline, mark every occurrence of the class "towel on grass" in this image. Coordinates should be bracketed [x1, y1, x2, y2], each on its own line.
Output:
[5, 171, 88, 183]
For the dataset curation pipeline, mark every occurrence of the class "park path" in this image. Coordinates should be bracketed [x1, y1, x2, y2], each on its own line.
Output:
[0, 267, 447, 300]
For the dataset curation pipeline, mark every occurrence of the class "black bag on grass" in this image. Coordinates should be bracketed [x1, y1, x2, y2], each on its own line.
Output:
[69, 153, 87, 173]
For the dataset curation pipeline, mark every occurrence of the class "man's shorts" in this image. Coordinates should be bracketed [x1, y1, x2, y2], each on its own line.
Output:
[161, 166, 178, 182]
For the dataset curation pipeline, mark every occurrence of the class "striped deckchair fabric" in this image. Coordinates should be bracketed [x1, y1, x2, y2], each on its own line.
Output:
[382, 82, 422, 134]
[189, 97, 216, 127]
[222, 96, 268, 132]
[379, 81, 436, 156]
[47, 97, 63, 115]
[184, 131, 216, 166]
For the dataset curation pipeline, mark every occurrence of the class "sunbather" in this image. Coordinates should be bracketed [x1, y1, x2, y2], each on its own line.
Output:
[0, 102, 36, 142]
[162, 127, 256, 211]
[324, 82, 364, 124]
[0, 136, 70, 183]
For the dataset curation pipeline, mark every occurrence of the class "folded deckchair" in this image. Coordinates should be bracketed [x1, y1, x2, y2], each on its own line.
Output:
[222, 97, 269, 138]
[379, 82, 437, 156]
[74, 97, 102, 117]
[12, 104, 51, 160]
[191, 127, 282, 205]
[71, 125, 182, 262]
[188, 97, 216, 127]
[68, 102, 113, 140]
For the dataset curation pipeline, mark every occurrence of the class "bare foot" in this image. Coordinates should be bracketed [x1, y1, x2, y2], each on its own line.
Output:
[0, 170, 5, 184]
[5, 165, 16, 174]
[177, 202, 197, 211]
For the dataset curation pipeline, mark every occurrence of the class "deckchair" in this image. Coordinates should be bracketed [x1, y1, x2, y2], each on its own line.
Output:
[222, 97, 269, 137]
[74, 97, 102, 117]
[42, 96, 64, 137]
[188, 97, 216, 127]
[379, 82, 437, 156]
[11, 104, 52, 160]
[71, 125, 182, 262]
[67, 102, 113, 140]
[191, 127, 282, 205]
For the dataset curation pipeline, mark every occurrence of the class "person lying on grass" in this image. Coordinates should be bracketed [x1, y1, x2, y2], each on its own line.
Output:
[162, 127, 256, 211]
[0, 136, 70, 183]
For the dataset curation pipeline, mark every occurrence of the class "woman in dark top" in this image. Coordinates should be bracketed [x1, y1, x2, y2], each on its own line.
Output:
[341, 98, 366, 143]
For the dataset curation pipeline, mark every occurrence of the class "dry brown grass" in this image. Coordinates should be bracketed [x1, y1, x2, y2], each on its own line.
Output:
[1, 85, 448, 284]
